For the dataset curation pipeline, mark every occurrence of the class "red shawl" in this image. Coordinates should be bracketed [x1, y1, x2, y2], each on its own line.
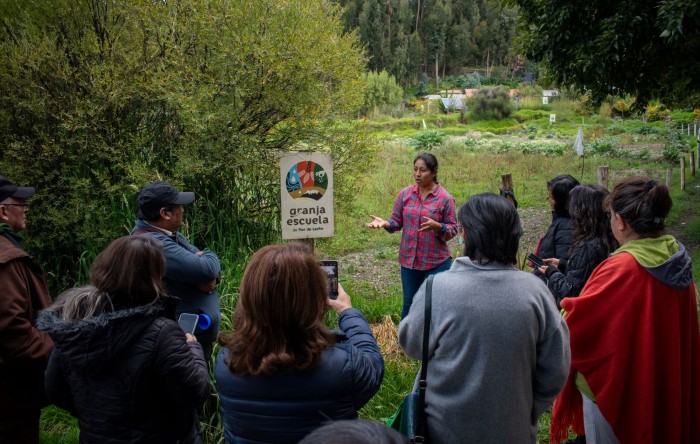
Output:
[550, 252, 700, 443]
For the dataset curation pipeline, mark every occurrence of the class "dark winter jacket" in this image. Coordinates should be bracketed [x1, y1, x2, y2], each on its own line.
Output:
[131, 219, 221, 359]
[215, 308, 384, 444]
[0, 232, 53, 417]
[538, 213, 574, 262]
[38, 303, 210, 444]
[545, 237, 612, 308]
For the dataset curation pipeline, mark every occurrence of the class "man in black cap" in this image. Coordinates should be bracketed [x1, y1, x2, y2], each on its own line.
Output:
[131, 181, 221, 361]
[0, 177, 53, 443]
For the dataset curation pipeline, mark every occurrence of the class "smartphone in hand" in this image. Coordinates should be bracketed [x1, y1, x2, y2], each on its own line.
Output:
[319, 260, 339, 299]
[527, 253, 547, 268]
[177, 313, 199, 334]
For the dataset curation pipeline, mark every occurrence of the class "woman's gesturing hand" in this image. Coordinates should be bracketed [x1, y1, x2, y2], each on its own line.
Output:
[419, 216, 442, 232]
[365, 215, 390, 229]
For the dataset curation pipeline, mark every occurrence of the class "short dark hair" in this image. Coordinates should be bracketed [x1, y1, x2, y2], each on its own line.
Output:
[299, 420, 409, 444]
[547, 174, 579, 217]
[140, 205, 173, 222]
[458, 193, 522, 264]
[607, 176, 672, 237]
[414, 152, 439, 183]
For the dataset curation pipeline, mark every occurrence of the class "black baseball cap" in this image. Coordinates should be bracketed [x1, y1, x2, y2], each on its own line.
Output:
[0, 176, 36, 202]
[137, 181, 195, 216]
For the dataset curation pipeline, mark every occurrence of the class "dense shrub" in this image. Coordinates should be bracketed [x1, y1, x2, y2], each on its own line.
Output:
[646, 103, 670, 122]
[587, 137, 620, 156]
[663, 127, 685, 164]
[467, 87, 514, 121]
[612, 96, 635, 118]
[0, 0, 370, 292]
[410, 130, 446, 150]
[464, 72, 481, 88]
[362, 70, 404, 115]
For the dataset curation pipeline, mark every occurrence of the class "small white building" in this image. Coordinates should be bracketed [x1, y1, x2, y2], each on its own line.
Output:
[441, 97, 464, 111]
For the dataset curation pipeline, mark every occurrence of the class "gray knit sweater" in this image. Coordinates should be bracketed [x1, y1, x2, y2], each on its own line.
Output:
[399, 256, 570, 444]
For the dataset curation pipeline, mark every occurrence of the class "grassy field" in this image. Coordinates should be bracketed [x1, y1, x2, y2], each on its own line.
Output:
[40, 112, 700, 443]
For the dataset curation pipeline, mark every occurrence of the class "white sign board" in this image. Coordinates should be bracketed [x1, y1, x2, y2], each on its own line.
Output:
[542, 96, 549, 105]
[280, 152, 334, 239]
[549, 114, 556, 124]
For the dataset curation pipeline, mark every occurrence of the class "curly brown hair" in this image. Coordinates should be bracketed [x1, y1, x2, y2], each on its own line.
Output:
[221, 243, 335, 376]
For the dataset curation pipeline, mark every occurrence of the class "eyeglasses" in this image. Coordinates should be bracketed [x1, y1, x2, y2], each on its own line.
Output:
[1, 202, 30, 208]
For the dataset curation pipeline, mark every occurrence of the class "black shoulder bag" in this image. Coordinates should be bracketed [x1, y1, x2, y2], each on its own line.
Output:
[387, 274, 433, 443]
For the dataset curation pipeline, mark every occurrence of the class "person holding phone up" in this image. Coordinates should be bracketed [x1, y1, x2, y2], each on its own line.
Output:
[366, 153, 458, 319]
[215, 243, 384, 443]
[38, 236, 210, 443]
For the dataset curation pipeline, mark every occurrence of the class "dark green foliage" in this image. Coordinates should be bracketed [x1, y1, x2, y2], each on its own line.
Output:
[508, 0, 700, 108]
[0, 0, 370, 292]
[339, 0, 519, 85]
[416, 73, 429, 97]
[467, 87, 514, 121]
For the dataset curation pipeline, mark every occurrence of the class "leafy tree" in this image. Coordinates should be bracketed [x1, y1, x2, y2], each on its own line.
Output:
[466, 87, 514, 120]
[359, 0, 386, 71]
[362, 70, 405, 113]
[423, 0, 450, 85]
[0, 0, 371, 291]
[507, 0, 700, 107]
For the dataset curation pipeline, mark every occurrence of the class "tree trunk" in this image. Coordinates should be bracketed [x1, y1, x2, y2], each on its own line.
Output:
[435, 56, 439, 89]
[415, 0, 421, 34]
[486, 49, 490, 77]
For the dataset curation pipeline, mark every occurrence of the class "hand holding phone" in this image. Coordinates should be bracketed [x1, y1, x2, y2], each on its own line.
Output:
[319, 260, 339, 299]
[177, 313, 199, 335]
[527, 253, 547, 268]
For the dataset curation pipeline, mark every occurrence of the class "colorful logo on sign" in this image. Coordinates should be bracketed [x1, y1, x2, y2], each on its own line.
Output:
[285, 161, 328, 200]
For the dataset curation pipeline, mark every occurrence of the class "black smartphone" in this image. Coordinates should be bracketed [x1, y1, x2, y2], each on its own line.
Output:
[319, 260, 339, 299]
[177, 313, 199, 334]
[527, 253, 547, 268]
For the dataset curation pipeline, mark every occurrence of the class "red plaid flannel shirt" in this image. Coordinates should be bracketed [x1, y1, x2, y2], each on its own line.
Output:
[386, 184, 458, 270]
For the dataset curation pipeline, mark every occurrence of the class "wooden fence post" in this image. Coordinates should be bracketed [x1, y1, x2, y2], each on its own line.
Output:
[597, 166, 609, 190]
[691, 150, 696, 177]
[501, 174, 517, 207]
[666, 168, 673, 188]
[681, 157, 686, 191]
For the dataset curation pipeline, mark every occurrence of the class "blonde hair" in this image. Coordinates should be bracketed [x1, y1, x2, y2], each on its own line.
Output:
[51, 285, 114, 321]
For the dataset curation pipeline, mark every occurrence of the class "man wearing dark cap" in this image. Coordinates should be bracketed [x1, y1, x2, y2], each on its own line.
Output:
[131, 181, 221, 361]
[0, 177, 54, 443]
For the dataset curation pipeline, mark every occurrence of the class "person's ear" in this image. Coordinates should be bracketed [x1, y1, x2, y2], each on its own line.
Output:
[159, 207, 170, 220]
[0, 205, 8, 222]
[613, 212, 626, 232]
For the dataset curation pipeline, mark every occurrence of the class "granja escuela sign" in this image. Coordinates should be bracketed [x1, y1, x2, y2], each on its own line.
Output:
[280, 153, 334, 239]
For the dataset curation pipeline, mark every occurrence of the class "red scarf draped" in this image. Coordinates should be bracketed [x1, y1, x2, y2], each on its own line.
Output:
[550, 252, 700, 444]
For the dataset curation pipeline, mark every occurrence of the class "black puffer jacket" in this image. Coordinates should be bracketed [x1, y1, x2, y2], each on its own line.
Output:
[38, 304, 210, 444]
[538, 213, 574, 262]
[545, 237, 612, 308]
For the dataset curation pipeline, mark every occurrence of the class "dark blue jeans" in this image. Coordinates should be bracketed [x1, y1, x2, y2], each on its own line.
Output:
[400, 258, 452, 319]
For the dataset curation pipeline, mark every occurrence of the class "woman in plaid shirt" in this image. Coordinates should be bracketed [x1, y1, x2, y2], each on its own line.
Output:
[366, 153, 458, 318]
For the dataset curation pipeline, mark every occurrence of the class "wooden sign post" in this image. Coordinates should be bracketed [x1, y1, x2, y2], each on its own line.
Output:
[597, 166, 609, 190]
